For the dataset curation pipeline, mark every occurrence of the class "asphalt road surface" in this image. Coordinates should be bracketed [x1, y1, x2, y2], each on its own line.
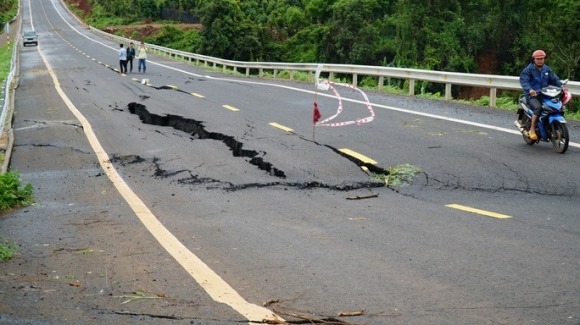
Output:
[1, 0, 578, 324]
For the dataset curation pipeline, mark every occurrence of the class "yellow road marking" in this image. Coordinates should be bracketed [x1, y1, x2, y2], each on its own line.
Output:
[223, 104, 240, 112]
[167, 85, 178, 89]
[191, 92, 204, 98]
[446, 204, 512, 219]
[36, 38, 279, 323]
[269, 122, 294, 133]
[338, 148, 377, 165]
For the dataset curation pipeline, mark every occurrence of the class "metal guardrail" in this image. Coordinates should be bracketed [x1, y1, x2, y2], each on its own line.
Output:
[92, 27, 579, 108]
[0, 42, 17, 137]
[0, 13, 19, 139]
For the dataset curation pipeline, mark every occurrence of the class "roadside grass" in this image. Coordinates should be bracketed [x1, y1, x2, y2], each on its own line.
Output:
[0, 171, 34, 213]
[0, 0, 18, 25]
[0, 171, 34, 261]
[0, 236, 17, 261]
[0, 42, 13, 83]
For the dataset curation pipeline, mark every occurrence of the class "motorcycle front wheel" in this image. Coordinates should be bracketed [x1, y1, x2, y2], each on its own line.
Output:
[550, 121, 569, 153]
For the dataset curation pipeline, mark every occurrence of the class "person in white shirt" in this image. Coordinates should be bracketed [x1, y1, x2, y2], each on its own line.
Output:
[118, 43, 127, 74]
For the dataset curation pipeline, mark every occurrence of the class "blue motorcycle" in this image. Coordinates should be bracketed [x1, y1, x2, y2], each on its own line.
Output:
[514, 81, 572, 154]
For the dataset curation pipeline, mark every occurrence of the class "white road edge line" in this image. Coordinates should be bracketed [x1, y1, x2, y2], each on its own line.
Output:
[34, 0, 280, 323]
[51, 0, 580, 149]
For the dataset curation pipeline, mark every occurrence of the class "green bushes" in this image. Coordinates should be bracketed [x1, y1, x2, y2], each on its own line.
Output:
[0, 171, 34, 213]
[0, 171, 33, 262]
[144, 26, 201, 53]
[0, 236, 17, 261]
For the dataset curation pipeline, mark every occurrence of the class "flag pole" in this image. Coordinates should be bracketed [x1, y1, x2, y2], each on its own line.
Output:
[313, 65, 323, 141]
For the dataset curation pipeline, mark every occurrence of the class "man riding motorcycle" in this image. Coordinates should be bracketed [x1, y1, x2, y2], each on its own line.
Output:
[519, 49, 562, 140]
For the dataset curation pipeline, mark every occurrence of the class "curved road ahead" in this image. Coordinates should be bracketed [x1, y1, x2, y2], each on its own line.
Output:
[1, 0, 579, 324]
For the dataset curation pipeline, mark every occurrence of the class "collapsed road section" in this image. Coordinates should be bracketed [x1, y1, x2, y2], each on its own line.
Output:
[124, 102, 387, 191]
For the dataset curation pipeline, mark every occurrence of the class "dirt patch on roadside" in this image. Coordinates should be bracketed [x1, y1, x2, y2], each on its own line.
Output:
[64, 0, 201, 41]
[102, 23, 201, 41]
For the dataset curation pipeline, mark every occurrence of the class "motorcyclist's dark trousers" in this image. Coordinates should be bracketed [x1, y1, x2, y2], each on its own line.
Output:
[528, 96, 542, 116]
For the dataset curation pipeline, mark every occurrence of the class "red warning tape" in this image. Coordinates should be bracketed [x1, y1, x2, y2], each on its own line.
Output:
[315, 80, 375, 127]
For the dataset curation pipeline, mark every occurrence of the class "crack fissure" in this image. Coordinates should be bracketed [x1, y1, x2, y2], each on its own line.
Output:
[127, 102, 286, 178]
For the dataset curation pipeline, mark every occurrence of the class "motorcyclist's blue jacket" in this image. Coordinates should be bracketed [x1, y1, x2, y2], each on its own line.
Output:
[520, 63, 562, 99]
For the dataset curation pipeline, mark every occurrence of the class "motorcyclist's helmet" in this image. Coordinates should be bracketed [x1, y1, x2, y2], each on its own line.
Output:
[532, 50, 546, 59]
[562, 88, 572, 105]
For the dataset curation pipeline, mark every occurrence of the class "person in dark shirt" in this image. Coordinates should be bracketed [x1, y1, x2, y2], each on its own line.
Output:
[519, 49, 562, 140]
[126, 42, 136, 73]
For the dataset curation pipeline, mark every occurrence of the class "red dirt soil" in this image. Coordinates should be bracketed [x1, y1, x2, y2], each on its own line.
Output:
[64, 0, 200, 40]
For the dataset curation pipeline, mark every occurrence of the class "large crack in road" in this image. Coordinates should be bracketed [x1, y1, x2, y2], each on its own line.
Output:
[119, 102, 387, 191]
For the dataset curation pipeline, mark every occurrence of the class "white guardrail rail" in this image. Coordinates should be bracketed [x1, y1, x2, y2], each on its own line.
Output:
[92, 27, 580, 108]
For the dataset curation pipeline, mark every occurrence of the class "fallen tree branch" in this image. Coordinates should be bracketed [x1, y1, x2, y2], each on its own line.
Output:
[270, 307, 362, 325]
[338, 309, 365, 317]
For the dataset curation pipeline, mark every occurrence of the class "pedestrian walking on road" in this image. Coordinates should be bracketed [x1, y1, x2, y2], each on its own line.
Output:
[137, 41, 147, 73]
[118, 43, 127, 74]
[126, 42, 136, 73]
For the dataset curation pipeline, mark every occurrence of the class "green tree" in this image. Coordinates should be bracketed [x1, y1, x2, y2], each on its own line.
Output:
[138, 0, 159, 19]
[197, 0, 262, 61]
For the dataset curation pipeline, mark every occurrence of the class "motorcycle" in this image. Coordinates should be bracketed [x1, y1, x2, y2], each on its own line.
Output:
[514, 80, 572, 153]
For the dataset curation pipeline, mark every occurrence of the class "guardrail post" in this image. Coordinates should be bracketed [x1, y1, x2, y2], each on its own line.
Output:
[409, 79, 415, 96]
[290, 71, 294, 80]
[329, 72, 334, 82]
[274, 69, 278, 79]
[223, 65, 226, 73]
[246, 68, 250, 76]
[352, 74, 358, 86]
[445, 83, 452, 100]
[259, 68, 263, 77]
[378, 76, 384, 90]
[489, 88, 497, 107]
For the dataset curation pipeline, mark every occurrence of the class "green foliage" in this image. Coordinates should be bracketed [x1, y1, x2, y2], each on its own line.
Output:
[283, 26, 328, 62]
[0, 42, 13, 82]
[567, 110, 580, 121]
[475, 96, 519, 110]
[0, 236, 17, 261]
[84, 0, 577, 85]
[359, 76, 378, 88]
[372, 163, 422, 187]
[0, 171, 34, 213]
[0, 0, 18, 24]
[144, 26, 201, 52]
[88, 15, 132, 28]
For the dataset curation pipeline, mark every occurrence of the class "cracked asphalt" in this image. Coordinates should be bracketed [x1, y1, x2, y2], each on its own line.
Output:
[0, 1, 579, 324]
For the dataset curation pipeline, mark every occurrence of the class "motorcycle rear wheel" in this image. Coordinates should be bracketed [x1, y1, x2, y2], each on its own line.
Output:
[519, 115, 535, 145]
[550, 121, 569, 153]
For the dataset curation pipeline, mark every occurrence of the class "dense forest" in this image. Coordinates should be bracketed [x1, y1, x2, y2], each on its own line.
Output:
[0, 0, 17, 25]
[78, 0, 578, 82]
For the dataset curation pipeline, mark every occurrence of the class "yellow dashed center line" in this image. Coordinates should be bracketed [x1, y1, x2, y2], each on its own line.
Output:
[446, 204, 512, 219]
[223, 104, 240, 112]
[338, 148, 377, 165]
[191, 93, 204, 98]
[269, 122, 294, 133]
